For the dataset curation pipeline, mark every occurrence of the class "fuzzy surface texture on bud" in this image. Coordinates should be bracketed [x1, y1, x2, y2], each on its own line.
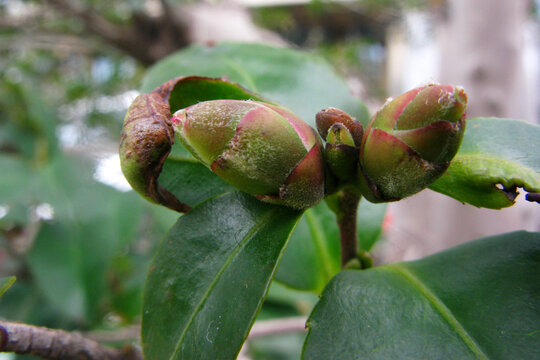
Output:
[172, 100, 325, 209]
[357, 84, 468, 202]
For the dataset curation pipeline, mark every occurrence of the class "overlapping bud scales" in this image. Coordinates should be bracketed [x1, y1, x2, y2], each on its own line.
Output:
[316, 108, 363, 184]
[357, 84, 467, 202]
[172, 100, 325, 209]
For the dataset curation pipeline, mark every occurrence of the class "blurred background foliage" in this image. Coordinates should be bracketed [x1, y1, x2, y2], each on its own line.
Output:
[1, 0, 539, 359]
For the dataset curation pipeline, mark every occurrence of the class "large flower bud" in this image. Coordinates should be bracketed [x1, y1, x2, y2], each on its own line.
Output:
[357, 84, 467, 202]
[171, 100, 325, 209]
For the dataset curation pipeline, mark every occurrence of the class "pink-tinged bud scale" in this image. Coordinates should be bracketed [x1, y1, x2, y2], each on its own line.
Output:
[172, 100, 325, 209]
[357, 84, 468, 202]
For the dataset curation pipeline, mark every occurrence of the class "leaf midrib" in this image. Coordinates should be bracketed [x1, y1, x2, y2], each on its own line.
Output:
[386, 264, 489, 360]
[169, 207, 278, 359]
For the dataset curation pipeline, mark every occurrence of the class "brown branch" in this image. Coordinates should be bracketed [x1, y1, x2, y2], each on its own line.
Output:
[43, 0, 189, 65]
[44, 0, 129, 44]
[336, 190, 361, 267]
[0, 321, 142, 360]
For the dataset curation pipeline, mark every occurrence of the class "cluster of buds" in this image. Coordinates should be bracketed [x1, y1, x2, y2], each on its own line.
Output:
[120, 80, 467, 211]
[318, 84, 467, 202]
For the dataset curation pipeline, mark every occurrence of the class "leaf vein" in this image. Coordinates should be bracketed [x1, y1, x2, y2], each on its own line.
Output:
[169, 207, 278, 359]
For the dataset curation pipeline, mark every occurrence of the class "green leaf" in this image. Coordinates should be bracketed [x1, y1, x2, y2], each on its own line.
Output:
[141, 43, 370, 128]
[142, 192, 302, 360]
[275, 200, 386, 293]
[167, 76, 269, 113]
[303, 231, 540, 359]
[27, 155, 147, 323]
[158, 156, 235, 208]
[275, 201, 341, 293]
[430, 118, 540, 208]
[0, 276, 15, 297]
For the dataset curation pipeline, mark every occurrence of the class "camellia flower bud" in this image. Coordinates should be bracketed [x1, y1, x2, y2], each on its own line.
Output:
[357, 84, 467, 202]
[315, 108, 363, 183]
[171, 100, 325, 209]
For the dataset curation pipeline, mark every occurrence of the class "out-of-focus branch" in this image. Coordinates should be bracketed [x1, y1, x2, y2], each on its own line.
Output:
[43, 0, 189, 65]
[0, 321, 142, 360]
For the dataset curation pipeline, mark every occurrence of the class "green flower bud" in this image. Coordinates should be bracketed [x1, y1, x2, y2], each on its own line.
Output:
[316, 108, 363, 146]
[322, 123, 358, 182]
[171, 100, 325, 209]
[316, 108, 363, 184]
[357, 84, 467, 202]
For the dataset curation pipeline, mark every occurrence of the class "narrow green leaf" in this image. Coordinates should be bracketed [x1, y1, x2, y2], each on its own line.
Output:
[430, 118, 540, 208]
[141, 43, 370, 128]
[142, 192, 302, 360]
[0, 276, 15, 297]
[275, 200, 386, 293]
[303, 231, 540, 359]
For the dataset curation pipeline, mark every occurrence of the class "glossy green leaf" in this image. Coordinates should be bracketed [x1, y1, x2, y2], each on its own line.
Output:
[0, 276, 15, 297]
[142, 192, 302, 360]
[303, 231, 540, 359]
[158, 155, 235, 208]
[430, 118, 540, 208]
[141, 43, 370, 128]
[275, 200, 386, 293]
[167, 76, 269, 113]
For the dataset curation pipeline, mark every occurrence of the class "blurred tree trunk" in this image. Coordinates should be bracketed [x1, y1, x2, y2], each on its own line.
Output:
[383, 0, 539, 263]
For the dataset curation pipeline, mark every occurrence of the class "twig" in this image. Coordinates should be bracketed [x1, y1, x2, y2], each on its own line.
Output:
[336, 190, 361, 267]
[1, 317, 307, 360]
[0, 321, 142, 360]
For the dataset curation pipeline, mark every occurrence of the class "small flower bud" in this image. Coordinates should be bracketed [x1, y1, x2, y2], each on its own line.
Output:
[316, 108, 363, 184]
[172, 100, 325, 209]
[316, 108, 363, 146]
[323, 123, 358, 182]
[357, 84, 467, 202]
